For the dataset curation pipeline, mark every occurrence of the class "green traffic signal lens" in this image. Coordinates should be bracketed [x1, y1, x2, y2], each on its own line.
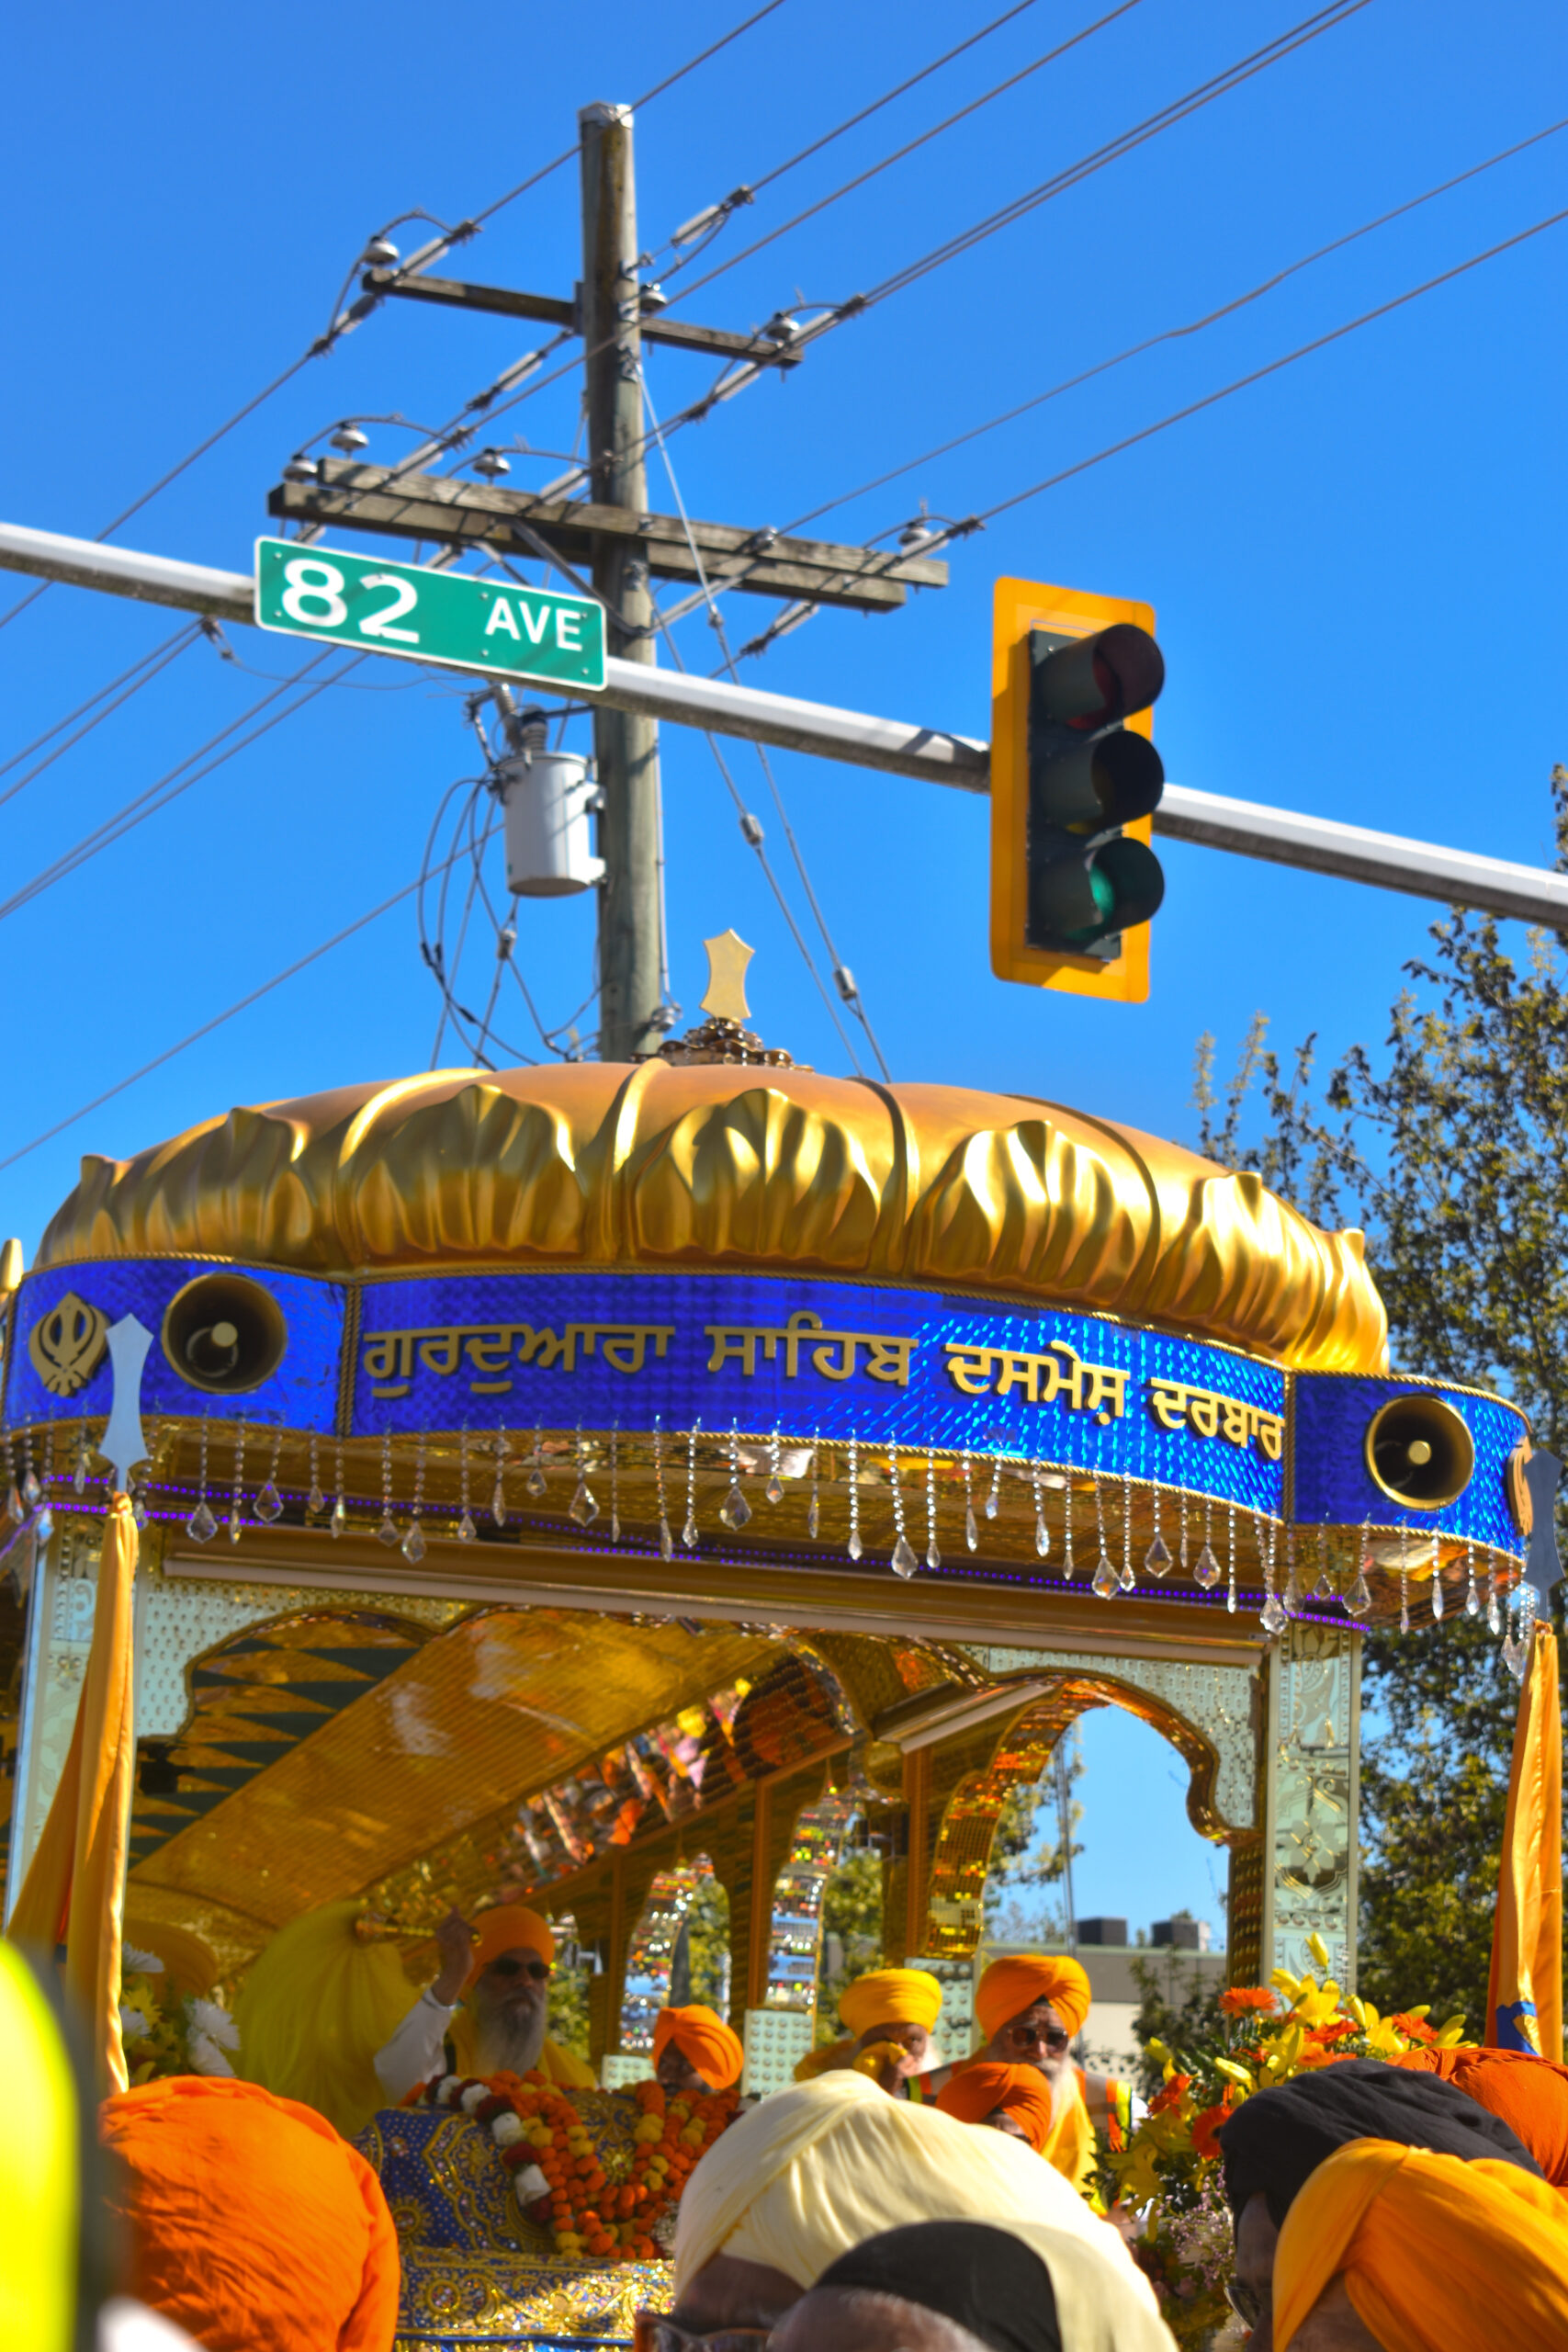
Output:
[1028, 836, 1165, 951]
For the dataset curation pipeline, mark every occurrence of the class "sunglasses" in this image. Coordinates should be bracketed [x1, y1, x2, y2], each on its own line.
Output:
[634, 2318, 772, 2352]
[1004, 2021, 1070, 2053]
[484, 1952, 551, 1983]
[1224, 2278, 1265, 2329]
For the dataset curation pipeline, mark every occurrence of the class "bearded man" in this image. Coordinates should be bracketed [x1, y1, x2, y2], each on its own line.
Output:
[958, 1957, 1100, 2188]
[373, 1904, 593, 2099]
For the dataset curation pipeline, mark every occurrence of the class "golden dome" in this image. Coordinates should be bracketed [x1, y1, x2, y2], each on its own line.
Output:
[37, 1061, 1386, 1374]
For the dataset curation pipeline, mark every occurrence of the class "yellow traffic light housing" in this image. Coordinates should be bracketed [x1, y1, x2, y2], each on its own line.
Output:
[990, 576, 1166, 1002]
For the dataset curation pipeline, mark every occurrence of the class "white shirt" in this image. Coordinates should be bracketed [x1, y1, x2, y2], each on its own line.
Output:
[373, 1985, 458, 2102]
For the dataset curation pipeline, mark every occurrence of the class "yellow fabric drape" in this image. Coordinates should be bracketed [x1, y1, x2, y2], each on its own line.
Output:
[446, 2008, 594, 2088]
[8, 1491, 138, 2095]
[235, 1903, 415, 2141]
[1487, 1621, 1562, 2062]
[1043, 2076, 1098, 2191]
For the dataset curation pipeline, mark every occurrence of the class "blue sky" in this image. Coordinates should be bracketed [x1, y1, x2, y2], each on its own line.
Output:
[4, 0, 1563, 1927]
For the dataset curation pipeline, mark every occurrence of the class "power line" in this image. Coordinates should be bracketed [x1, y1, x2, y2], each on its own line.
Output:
[466, 0, 795, 229]
[0, 852, 467, 1176]
[0, 1, 796, 634]
[671, 0, 1147, 303]
[0, 624, 202, 810]
[655, 0, 1044, 262]
[857, 0, 1377, 310]
[552, 0, 1380, 490]
[0, 650, 364, 928]
[970, 203, 1568, 526]
[773, 115, 1568, 537]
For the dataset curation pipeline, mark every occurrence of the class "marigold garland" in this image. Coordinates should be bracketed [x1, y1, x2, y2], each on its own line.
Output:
[422, 2068, 739, 2264]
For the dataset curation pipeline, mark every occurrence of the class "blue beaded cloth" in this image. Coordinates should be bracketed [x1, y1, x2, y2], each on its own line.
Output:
[356, 2095, 672, 2348]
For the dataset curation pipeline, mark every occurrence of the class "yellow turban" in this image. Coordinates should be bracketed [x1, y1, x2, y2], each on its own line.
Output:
[1274, 2138, 1568, 2352]
[653, 2006, 745, 2091]
[839, 1968, 943, 2038]
[976, 1955, 1091, 2042]
[673, 2070, 1153, 2304]
[464, 1904, 555, 1989]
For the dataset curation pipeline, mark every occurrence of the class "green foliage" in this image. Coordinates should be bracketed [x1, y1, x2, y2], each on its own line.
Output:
[1191, 766, 1568, 2033]
[547, 1954, 592, 2059]
[816, 1846, 885, 2042]
[1127, 1952, 1229, 2100]
[984, 1727, 1084, 1943]
[684, 1871, 731, 2011]
[1355, 1617, 1522, 2030]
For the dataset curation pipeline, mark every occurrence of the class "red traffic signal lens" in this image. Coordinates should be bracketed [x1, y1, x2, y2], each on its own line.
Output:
[1031, 622, 1165, 729]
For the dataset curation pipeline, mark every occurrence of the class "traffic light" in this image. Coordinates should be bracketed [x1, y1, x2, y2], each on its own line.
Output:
[990, 577, 1167, 1002]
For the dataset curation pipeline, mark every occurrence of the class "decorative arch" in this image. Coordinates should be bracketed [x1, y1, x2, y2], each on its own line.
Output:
[919, 1652, 1260, 1958]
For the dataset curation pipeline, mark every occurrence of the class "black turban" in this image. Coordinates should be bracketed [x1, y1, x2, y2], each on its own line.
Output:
[1215, 2057, 1543, 2228]
[816, 2222, 1060, 2352]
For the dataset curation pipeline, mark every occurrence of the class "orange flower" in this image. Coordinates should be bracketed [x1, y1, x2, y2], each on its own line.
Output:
[1149, 2071, 1193, 2116]
[1392, 2013, 1437, 2044]
[1220, 1987, 1279, 2016]
[1190, 2104, 1230, 2162]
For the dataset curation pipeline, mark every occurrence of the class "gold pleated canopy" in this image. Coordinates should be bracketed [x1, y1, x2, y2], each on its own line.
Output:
[38, 1062, 1386, 1373]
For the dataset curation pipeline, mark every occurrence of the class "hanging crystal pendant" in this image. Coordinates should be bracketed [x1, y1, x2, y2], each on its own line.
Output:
[1091, 1553, 1118, 1600]
[377, 1511, 400, 1548]
[186, 1499, 218, 1544]
[525, 1425, 546, 1498]
[926, 1535, 942, 1570]
[985, 1457, 1001, 1519]
[1118, 1561, 1136, 1591]
[719, 1482, 750, 1531]
[1503, 1628, 1525, 1677]
[1465, 1574, 1482, 1617]
[847, 1528, 863, 1562]
[569, 1476, 598, 1527]
[1143, 1532, 1173, 1577]
[1261, 1589, 1290, 1636]
[1430, 1567, 1445, 1622]
[964, 1500, 978, 1553]
[807, 1488, 820, 1538]
[1193, 1544, 1222, 1589]
[1035, 1515, 1050, 1561]
[227, 1506, 243, 1544]
[660, 1519, 674, 1561]
[682, 1509, 699, 1547]
[131, 1489, 149, 1531]
[20, 1466, 42, 1510]
[765, 1470, 784, 1506]
[331, 1494, 347, 1538]
[254, 1481, 284, 1523]
[1344, 1567, 1372, 1618]
[73, 1438, 89, 1497]
[457, 1509, 477, 1542]
[891, 1533, 918, 1578]
[308, 1473, 326, 1515]
[401, 1520, 427, 1565]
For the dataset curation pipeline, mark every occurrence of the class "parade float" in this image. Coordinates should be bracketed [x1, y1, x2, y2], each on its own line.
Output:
[0, 950, 1541, 2347]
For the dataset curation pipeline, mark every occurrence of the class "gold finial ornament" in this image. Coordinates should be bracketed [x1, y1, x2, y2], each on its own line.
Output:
[700, 929, 754, 1023]
[0, 1238, 22, 1297]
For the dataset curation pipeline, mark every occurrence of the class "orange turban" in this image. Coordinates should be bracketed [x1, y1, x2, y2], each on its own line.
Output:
[101, 2075, 400, 2352]
[976, 1956, 1090, 2042]
[1387, 2044, 1568, 2188]
[653, 2005, 745, 2091]
[463, 1904, 555, 1991]
[1273, 2137, 1568, 2352]
[839, 1969, 943, 2039]
[935, 2063, 1056, 2156]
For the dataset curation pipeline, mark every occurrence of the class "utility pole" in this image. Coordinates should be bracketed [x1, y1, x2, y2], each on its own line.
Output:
[580, 101, 662, 1063]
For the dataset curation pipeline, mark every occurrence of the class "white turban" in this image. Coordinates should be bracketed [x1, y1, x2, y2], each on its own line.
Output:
[673, 2070, 1155, 2314]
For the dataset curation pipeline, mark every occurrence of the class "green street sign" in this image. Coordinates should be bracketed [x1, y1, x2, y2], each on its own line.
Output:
[254, 537, 605, 692]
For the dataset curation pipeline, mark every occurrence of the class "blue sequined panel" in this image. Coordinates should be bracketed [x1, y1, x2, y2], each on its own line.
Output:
[1292, 1372, 1528, 1548]
[4, 1257, 343, 1430]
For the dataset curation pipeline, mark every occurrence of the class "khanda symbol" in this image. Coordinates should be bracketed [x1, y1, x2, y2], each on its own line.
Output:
[28, 1291, 110, 1397]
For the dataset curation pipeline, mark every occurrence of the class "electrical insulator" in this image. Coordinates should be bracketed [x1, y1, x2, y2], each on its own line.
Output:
[496, 744, 604, 898]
